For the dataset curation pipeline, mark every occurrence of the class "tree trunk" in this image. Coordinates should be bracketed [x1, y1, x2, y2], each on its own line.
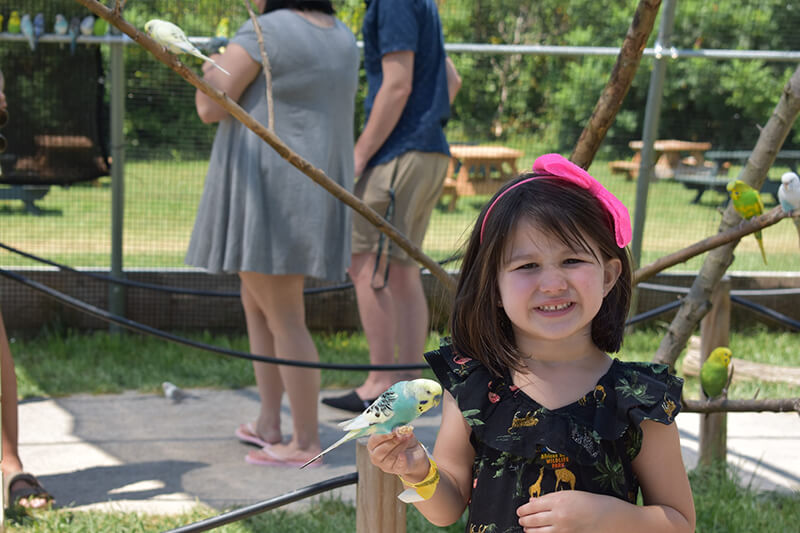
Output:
[653, 65, 800, 368]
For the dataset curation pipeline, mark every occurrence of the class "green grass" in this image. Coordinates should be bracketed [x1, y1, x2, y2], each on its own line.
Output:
[2, 159, 798, 272]
[10, 325, 798, 401]
[4, 325, 798, 530]
[5, 463, 798, 532]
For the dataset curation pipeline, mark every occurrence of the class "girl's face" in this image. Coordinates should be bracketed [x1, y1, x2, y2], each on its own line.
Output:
[497, 218, 621, 354]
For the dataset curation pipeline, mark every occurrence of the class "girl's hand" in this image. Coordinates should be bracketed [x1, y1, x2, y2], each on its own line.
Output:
[366, 428, 430, 483]
[517, 490, 618, 532]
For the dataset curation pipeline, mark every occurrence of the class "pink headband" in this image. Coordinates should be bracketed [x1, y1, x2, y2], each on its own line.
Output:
[479, 153, 632, 248]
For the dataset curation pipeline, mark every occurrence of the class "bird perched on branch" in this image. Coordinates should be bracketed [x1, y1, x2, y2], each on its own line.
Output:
[727, 179, 767, 264]
[7, 11, 21, 34]
[205, 16, 230, 55]
[33, 13, 44, 46]
[21, 14, 35, 51]
[700, 346, 733, 400]
[54, 14, 68, 35]
[80, 15, 95, 36]
[68, 16, 81, 56]
[300, 379, 443, 468]
[779, 171, 800, 247]
[144, 19, 231, 75]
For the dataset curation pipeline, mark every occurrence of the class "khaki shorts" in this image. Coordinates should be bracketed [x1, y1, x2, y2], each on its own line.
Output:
[352, 151, 450, 265]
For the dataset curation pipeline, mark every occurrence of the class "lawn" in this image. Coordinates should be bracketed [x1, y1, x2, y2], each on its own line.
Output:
[4, 325, 800, 532]
[1, 158, 798, 272]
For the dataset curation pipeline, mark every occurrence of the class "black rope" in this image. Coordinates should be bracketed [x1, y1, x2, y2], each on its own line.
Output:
[731, 295, 800, 331]
[0, 241, 355, 298]
[0, 241, 461, 298]
[625, 299, 683, 326]
[0, 267, 429, 371]
[162, 472, 358, 533]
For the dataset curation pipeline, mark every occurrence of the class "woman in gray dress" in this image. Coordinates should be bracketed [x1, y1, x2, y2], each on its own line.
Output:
[189, 0, 359, 466]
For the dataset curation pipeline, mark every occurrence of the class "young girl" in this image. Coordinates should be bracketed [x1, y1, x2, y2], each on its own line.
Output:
[367, 154, 695, 532]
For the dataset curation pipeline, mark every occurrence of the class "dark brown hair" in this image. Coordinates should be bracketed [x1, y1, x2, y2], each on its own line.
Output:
[449, 172, 633, 378]
[263, 0, 335, 15]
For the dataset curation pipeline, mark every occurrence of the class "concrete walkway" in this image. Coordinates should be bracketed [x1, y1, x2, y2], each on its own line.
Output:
[18, 388, 800, 516]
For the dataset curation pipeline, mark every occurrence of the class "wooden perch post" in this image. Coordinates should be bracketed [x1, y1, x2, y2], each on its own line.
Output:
[356, 440, 406, 533]
[697, 277, 730, 467]
[74, 0, 456, 295]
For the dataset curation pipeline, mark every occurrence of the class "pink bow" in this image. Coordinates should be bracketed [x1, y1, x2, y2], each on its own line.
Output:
[479, 153, 632, 248]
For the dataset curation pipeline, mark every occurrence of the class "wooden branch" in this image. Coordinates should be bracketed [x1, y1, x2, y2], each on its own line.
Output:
[242, 0, 274, 131]
[653, 64, 800, 367]
[683, 397, 800, 414]
[74, 0, 456, 294]
[570, 0, 662, 168]
[634, 206, 791, 284]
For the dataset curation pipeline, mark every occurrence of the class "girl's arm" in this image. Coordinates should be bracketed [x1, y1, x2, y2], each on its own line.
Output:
[367, 391, 475, 527]
[195, 43, 261, 124]
[516, 420, 695, 532]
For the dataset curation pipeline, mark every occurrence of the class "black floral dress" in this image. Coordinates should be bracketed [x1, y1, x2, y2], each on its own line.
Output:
[425, 343, 683, 533]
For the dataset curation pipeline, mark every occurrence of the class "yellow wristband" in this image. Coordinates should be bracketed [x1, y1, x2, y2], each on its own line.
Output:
[398, 457, 439, 500]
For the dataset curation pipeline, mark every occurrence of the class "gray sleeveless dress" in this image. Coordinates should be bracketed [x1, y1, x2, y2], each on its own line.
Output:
[185, 11, 359, 281]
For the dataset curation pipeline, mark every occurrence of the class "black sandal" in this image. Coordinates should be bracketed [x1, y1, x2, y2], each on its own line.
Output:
[4, 472, 54, 510]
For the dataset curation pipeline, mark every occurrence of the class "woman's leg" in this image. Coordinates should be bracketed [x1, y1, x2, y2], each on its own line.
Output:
[239, 278, 285, 446]
[240, 272, 321, 461]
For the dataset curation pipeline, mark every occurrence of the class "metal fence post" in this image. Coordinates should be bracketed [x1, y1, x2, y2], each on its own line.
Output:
[356, 440, 406, 533]
[109, 38, 126, 333]
[698, 276, 731, 466]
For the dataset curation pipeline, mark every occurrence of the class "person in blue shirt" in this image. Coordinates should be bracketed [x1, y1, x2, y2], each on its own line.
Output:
[323, 0, 461, 413]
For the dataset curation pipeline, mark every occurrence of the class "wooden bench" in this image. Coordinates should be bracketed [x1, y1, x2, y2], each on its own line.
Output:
[440, 144, 524, 211]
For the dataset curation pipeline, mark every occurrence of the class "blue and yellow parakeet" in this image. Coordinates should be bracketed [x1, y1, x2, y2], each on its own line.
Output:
[727, 179, 767, 264]
[779, 171, 800, 247]
[7, 11, 21, 34]
[144, 19, 231, 75]
[54, 14, 68, 35]
[301, 379, 443, 468]
[21, 14, 35, 51]
[700, 347, 733, 400]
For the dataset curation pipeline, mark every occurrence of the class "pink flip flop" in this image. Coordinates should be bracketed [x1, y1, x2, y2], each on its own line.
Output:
[245, 445, 323, 468]
[235, 423, 271, 448]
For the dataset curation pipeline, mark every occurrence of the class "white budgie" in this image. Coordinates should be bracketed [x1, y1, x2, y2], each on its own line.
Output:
[301, 379, 443, 468]
[144, 19, 230, 76]
[779, 171, 800, 247]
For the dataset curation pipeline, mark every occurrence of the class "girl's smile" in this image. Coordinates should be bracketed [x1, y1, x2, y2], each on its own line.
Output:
[497, 219, 621, 357]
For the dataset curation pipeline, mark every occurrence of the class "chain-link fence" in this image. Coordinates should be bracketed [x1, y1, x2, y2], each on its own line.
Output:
[1, 0, 799, 332]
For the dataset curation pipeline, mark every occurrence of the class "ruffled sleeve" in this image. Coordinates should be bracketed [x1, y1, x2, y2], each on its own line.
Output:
[425, 343, 684, 466]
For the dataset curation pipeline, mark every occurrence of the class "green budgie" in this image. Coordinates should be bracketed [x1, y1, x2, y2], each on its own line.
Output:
[700, 347, 732, 400]
[727, 180, 767, 264]
[301, 379, 443, 468]
[7, 11, 20, 34]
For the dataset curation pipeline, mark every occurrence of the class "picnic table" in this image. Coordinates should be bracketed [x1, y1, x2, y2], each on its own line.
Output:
[440, 144, 524, 211]
[609, 139, 712, 180]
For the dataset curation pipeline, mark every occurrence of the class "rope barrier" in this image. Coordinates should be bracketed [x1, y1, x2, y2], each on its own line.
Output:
[0, 267, 429, 371]
[731, 295, 800, 331]
[0, 241, 461, 298]
[162, 472, 358, 533]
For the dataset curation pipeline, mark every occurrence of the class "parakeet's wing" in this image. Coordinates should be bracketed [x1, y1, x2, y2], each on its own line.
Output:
[339, 388, 400, 432]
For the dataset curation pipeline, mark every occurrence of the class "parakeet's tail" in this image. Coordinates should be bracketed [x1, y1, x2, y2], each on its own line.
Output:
[299, 432, 352, 469]
[209, 60, 231, 76]
[755, 231, 767, 264]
